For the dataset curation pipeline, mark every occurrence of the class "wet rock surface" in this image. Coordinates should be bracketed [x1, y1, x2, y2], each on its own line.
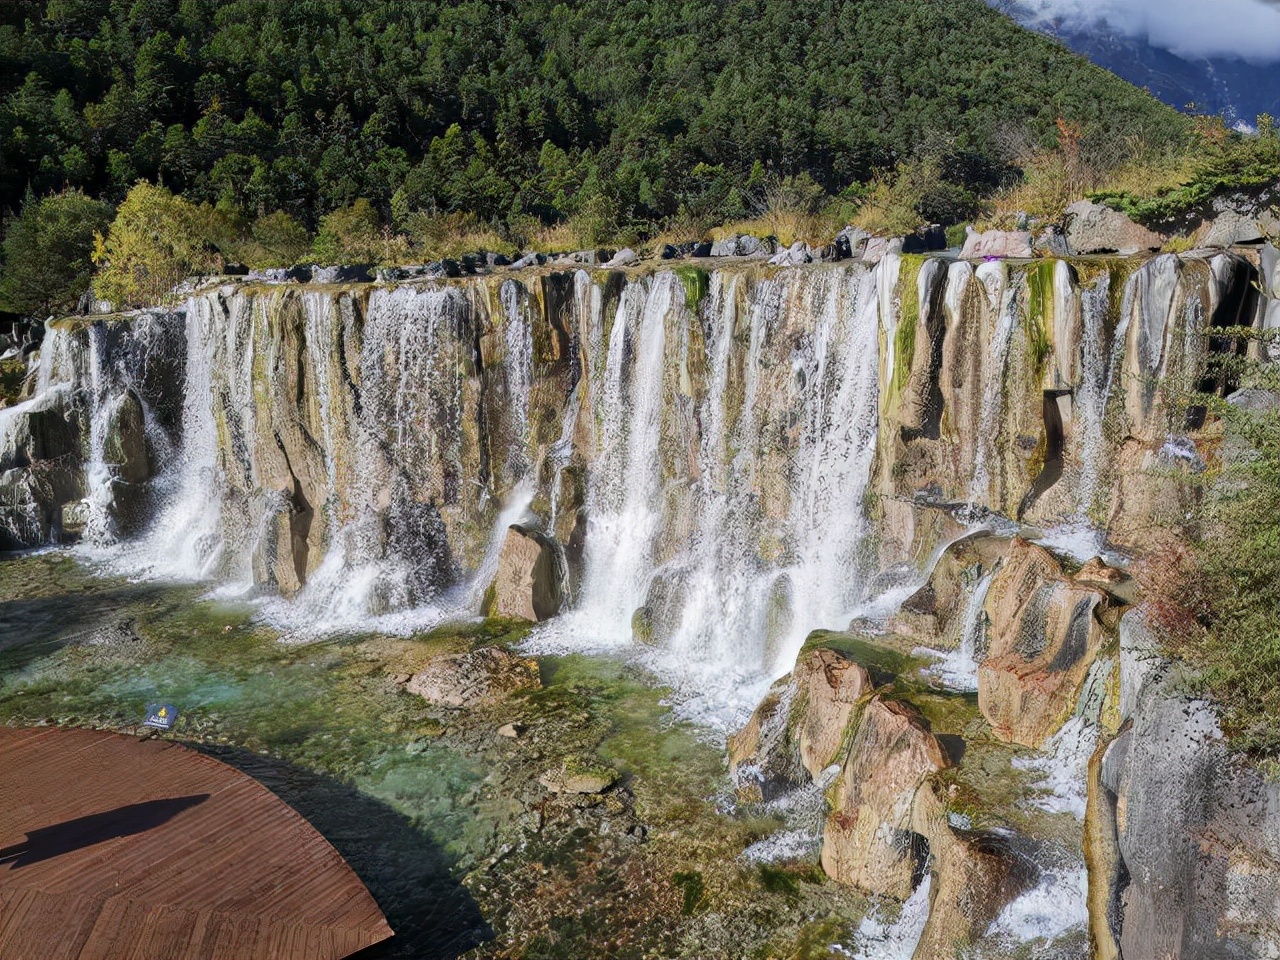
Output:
[978, 538, 1119, 748]
[406, 646, 542, 708]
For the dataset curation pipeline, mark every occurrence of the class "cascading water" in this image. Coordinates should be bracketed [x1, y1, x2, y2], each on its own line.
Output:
[116, 295, 232, 581]
[500, 279, 534, 480]
[1072, 270, 1111, 519]
[569, 274, 674, 642]
[918, 568, 994, 692]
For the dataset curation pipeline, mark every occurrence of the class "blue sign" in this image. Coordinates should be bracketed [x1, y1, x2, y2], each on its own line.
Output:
[142, 703, 180, 730]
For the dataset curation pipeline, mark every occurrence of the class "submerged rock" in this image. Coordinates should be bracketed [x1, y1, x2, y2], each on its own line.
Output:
[406, 646, 541, 708]
[539, 757, 617, 794]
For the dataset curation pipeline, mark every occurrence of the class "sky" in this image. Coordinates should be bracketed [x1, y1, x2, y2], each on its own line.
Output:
[1008, 0, 1280, 64]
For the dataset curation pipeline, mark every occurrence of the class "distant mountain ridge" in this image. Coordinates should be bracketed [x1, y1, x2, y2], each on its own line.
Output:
[992, 0, 1280, 128]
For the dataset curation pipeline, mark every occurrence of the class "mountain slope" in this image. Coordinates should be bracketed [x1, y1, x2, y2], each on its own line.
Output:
[0, 0, 1187, 234]
[992, 1, 1280, 128]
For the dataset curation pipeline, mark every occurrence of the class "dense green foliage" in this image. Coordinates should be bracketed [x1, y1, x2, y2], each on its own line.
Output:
[0, 189, 111, 314]
[91, 181, 223, 305]
[1090, 115, 1280, 227]
[1, 0, 1184, 246]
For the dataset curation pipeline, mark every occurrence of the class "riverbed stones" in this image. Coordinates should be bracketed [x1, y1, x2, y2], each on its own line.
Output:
[539, 757, 617, 794]
[406, 646, 541, 708]
[977, 538, 1116, 748]
[485, 525, 564, 622]
[821, 696, 950, 896]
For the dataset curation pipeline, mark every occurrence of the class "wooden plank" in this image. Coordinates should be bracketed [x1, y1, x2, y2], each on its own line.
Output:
[0, 727, 393, 960]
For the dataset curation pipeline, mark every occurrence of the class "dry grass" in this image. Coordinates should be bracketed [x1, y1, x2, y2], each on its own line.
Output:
[980, 121, 1198, 229]
[402, 211, 518, 261]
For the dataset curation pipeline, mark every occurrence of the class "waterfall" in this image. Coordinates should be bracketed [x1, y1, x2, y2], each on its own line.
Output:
[563, 273, 673, 643]
[79, 323, 115, 543]
[918, 568, 994, 692]
[105, 297, 228, 580]
[501, 279, 534, 480]
[1073, 270, 1111, 519]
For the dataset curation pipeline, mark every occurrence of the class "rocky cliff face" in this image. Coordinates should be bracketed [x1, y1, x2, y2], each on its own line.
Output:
[1, 246, 1276, 956]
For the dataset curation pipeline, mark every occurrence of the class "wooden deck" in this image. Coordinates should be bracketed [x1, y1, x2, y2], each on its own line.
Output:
[0, 727, 393, 960]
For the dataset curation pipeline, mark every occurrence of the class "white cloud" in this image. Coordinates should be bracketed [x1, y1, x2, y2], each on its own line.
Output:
[1011, 0, 1280, 64]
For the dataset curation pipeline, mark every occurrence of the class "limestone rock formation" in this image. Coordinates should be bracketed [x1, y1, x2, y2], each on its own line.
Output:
[1092, 672, 1280, 959]
[821, 696, 949, 897]
[729, 647, 873, 800]
[406, 646, 541, 708]
[960, 227, 1032, 259]
[977, 538, 1118, 747]
[1064, 200, 1163, 255]
[485, 525, 565, 622]
[910, 780, 1033, 959]
[889, 531, 1008, 645]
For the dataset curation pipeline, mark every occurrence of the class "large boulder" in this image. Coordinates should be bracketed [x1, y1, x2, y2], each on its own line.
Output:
[959, 227, 1032, 259]
[1199, 210, 1269, 249]
[405, 646, 541, 708]
[102, 389, 151, 484]
[729, 647, 873, 800]
[1064, 200, 1163, 255]
[889, 531, 1008, 645]
[821, 696, 950, 896]
[977, 538, 1117, 747]
[484, 525, 565, 622]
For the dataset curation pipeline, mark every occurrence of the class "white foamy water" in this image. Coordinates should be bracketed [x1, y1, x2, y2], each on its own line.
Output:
[988, 865, 1088, 944]
[841, 872, 933, 960]
[917, 569, 994, 692]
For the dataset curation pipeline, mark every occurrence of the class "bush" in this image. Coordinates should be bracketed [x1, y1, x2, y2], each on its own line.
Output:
[91, 182, 222, 307]
[311, 199, 408, 265]
[0, 189, 113, 316]
[215, 211, 311, 268]
[400, 211, 516, 262]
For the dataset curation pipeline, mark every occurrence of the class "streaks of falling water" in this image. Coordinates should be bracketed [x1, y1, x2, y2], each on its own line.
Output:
[549, 265, 883, 731]
[109, 296, 229, 581]
[571, 273, 674, 642]
[1072, 270, 1111, 519]
[780, 267, 881, 669]
[501, 279, 534, 480]
[916, 568, 994, 693]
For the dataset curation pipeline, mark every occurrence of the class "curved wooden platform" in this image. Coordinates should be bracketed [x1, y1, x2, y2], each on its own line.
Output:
[0, 727, 393, 960]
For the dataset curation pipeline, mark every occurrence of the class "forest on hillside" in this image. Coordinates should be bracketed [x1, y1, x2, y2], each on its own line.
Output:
[1, 0, 1186, 237]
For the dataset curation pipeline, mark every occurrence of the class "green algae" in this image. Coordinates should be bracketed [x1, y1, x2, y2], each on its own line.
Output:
[890, 255, 928, 401]
[1024, 258, 1056, 379]
[674, 265, 710, 312]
